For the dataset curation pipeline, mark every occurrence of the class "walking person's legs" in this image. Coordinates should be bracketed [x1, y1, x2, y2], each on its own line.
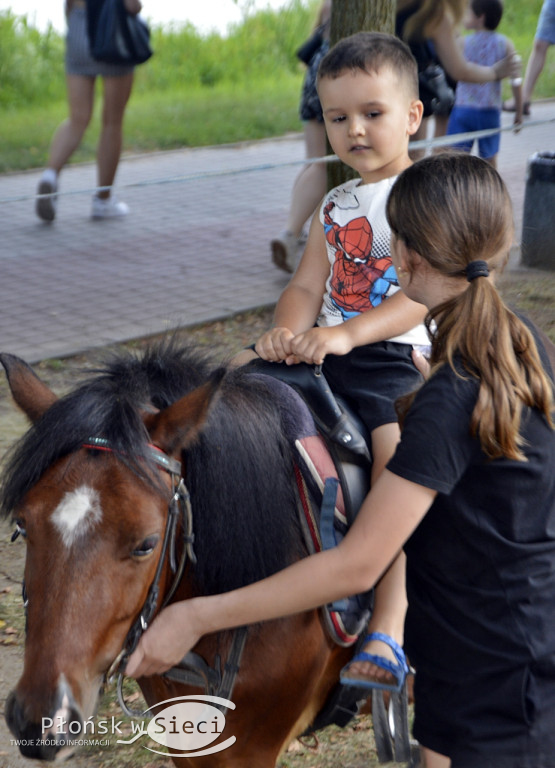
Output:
[36, 74, 95, 221]
[285, 119, 327, 239]
[92, 72, 134, 217]
[503, 0, 555, 115]
[522, 37, 551, 105]
[271, 119, 327, 273]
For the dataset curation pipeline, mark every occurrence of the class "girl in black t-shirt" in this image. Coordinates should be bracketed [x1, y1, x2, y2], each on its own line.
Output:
[127, 154, 555, 768]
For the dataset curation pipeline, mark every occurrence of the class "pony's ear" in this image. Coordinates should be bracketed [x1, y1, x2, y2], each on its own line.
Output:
[0, 353, 58, 423]
[143, 368, 226, 456]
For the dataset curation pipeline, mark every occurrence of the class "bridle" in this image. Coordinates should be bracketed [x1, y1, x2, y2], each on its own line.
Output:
[89, 437, 197, 683]
[83, 437, 247, 716]
[11, 436, 247, 716]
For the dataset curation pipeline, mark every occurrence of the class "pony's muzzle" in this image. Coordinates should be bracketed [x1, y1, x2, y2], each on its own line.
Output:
[6, 677, 84, 762]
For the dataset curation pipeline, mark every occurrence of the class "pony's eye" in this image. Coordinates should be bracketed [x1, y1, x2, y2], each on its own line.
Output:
[132, 536, 159, 558]
[11, 520, 27, 542]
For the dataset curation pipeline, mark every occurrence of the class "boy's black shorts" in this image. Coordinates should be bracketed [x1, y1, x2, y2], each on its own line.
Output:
[322, 340, 422, 434]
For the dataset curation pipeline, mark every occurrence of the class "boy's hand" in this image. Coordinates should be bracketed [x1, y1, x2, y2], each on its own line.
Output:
[290, 326, 354, 365]
[254, 327, 295, 362]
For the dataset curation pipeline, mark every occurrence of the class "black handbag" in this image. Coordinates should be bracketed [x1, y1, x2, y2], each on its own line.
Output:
[418, 64, 455, 116]
[91, 0, 153, 66]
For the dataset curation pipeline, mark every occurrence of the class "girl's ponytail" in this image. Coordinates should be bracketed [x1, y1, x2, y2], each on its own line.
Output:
[388, 154, 553, 460]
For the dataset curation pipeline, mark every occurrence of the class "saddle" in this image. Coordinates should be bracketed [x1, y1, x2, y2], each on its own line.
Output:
[245, 359, 374, 646]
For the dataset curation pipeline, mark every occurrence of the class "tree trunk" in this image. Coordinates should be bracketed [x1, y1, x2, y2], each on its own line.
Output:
[327, 0, 395, 189]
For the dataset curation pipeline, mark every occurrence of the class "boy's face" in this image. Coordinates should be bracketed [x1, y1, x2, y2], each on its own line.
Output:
[319, 66, 422, 184]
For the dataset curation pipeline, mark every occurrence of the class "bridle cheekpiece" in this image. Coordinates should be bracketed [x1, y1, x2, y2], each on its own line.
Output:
[82, 437, 196, 683]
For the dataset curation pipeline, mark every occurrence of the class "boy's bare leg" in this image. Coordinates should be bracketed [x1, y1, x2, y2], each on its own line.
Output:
[486, 154, 498, 169]
[421, 747, 451, 768]
[361, 551, 408, 684]
[229, 347, 259, 367]
[348, 422, 408, 684]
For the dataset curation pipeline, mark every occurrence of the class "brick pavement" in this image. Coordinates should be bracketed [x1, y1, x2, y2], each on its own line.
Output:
[0, 103, 553, 364]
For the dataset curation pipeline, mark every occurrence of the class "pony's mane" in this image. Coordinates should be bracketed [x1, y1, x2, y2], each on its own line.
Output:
[0, 340, 304, 594]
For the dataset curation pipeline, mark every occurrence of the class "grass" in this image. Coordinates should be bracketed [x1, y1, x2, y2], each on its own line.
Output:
[0, 76, 303, 173]
[0, 0, 553, 172]
[0, 1, 314, 172]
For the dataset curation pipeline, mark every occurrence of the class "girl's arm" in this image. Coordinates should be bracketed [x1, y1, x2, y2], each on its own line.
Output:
[431, 12, 520, 83]
[126, 470, 437, 678]
[506, 39, 523, 128]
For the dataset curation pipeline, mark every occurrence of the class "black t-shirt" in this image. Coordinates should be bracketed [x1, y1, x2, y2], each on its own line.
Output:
[387, 345, 555, 683]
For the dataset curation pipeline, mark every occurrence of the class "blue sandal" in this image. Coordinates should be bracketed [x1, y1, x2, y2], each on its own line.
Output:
[340, 631, 409, 693]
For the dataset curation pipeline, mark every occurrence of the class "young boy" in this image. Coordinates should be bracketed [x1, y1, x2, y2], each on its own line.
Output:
[447, 0, 523, 168]
[235, 32, 427, 691]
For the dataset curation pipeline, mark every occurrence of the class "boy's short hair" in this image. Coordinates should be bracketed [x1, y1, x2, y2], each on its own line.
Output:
[317, 31, 419, 99]
[471, 0, 503, 30]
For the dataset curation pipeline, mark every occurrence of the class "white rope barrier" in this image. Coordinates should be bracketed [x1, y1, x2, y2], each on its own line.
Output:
[0, 113, 553, 206]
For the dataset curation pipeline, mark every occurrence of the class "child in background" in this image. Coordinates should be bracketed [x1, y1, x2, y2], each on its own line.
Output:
[447, 0, 523, 167]
[235, 31, 428, 692]
[128, 153, 555, 768]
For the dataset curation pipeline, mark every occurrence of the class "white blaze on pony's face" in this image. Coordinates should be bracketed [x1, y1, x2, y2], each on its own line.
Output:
[51, 486, 102, 548]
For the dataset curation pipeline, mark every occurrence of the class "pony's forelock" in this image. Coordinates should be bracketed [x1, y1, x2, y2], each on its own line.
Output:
[0, 341, 304, 594]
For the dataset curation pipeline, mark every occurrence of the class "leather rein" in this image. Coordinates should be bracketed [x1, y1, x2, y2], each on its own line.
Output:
[62, 437, 247, 716]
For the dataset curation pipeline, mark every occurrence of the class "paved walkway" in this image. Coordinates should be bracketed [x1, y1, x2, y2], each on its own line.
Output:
[0, 102, 553, 364]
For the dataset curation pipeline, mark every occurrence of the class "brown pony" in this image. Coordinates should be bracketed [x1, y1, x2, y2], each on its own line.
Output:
[0, 342, 355, 766]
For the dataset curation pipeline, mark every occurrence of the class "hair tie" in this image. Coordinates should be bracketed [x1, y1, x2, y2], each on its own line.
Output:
[465, 260, 490, 282]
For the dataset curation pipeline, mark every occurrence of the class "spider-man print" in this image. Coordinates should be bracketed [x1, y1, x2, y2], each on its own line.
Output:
[323, 200, 397, 319]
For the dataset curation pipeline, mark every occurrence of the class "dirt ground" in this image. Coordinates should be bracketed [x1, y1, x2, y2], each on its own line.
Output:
[0, 266, 553, 768]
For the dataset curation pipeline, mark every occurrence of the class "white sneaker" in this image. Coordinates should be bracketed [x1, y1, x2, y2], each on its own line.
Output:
[91, 195, 129, 219]
[36, 178, 57, 222]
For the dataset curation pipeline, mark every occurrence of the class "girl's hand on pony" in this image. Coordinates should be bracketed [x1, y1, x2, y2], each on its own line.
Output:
[126, 602, 201, 679]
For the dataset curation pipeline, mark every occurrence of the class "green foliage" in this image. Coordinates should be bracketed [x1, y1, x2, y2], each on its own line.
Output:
[0, 11, 65, 106]
[126, 76, 303, 149]
[498, 0, 544, 54]
[137, 0, 314, 92]
[0, 0, 321, 170]
[0, 0, 552, 172]
[0, 0, 316, 105]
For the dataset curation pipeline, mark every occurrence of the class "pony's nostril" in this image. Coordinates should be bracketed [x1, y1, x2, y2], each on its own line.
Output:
[4, 690, 66, 760]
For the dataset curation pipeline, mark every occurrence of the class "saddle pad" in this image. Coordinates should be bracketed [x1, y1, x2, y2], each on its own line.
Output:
[250, 373, 371, 647]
